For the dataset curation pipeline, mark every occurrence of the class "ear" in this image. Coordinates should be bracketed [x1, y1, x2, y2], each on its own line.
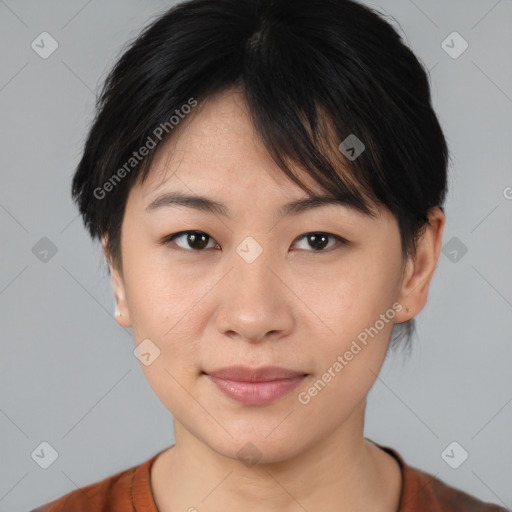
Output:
[394, 207, 446, 323]
[102, 237, 132, 328]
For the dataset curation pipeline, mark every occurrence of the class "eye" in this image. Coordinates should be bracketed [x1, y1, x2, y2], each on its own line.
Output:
[292, 232, 348, 252]
[162, 231, 219, 251]
[161, 230, 348, 252]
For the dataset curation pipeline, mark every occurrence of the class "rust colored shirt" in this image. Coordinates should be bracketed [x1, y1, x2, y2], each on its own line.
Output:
[31, 444, 508, 511]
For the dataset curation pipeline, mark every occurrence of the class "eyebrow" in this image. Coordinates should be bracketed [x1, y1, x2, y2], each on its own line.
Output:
[145, 191, 366, 220]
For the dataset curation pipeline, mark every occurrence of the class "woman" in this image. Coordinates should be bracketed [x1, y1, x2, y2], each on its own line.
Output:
[31, 0, 508, 510]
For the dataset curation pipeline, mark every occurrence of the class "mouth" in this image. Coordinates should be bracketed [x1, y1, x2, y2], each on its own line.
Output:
[202, 366, 309, 405]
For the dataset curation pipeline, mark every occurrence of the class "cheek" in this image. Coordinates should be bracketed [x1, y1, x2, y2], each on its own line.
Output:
[122, 249, 213, 396]
[124, 268, 178, 340]
[124, 255, 204, 409]
[303, 250, 401, 384]
[121, 236, 200, 337]
[298, 290, 397, 419]
[299, 250, 399, 333]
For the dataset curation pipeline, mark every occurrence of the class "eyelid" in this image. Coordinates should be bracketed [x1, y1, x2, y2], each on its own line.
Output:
[160, 230, 350, 252]
[160, 230, 219, 250]
[292, 232, 349, 251]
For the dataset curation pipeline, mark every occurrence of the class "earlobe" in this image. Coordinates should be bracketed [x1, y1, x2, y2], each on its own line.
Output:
[395, 208, 446, 323]
[110, 266, 132, 328]
[102, 237, 132, 328]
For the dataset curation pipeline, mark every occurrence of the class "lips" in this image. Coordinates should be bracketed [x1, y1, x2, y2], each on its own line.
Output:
[203, 365, 307, 382]
[202, 365, 309, 405]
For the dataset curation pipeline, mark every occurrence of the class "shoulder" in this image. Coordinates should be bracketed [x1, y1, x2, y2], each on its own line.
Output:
[377, 444, 509, 512]
[406, 465, 508, 511]
[29, 452, 159, 512]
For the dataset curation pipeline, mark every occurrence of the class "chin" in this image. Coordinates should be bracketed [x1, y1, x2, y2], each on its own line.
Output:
[201, 431, 307, 467]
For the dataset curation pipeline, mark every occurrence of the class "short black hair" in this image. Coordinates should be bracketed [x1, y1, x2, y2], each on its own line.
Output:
[71, 0, 450, 349]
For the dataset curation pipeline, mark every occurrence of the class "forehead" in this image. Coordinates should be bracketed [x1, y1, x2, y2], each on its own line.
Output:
[128, 88, 385, 224]
[140, 88, 330, 197]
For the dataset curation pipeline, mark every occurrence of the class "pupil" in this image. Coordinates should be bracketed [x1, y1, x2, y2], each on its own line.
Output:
[189, 232, 209, 249]
[185, 232, 329, 250]
[309, 233, 328, 250]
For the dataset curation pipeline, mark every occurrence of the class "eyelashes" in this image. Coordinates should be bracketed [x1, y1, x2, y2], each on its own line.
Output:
[163, 231, 218, 251]
[160, 230, 350, 253]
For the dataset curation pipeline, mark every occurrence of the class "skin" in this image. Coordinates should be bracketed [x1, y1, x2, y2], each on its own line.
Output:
[104, 87, 445, 512]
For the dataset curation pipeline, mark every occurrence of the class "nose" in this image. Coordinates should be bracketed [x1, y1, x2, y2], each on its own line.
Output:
[214, 241, 295, 344]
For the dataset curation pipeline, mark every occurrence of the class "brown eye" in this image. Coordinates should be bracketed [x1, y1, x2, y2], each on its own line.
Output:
[161, 230, 348, 253]
[163, 231, 217, 251]
[293, 232, 348, 252]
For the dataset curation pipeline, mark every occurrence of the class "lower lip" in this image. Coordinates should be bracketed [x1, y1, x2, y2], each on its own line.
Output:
[205, 374, 307, 405]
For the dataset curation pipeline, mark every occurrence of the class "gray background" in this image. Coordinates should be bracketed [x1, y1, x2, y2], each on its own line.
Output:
[1, 1, 511, 511]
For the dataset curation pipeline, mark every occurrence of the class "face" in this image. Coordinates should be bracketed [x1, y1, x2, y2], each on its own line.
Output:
[107, 88, 443, 463]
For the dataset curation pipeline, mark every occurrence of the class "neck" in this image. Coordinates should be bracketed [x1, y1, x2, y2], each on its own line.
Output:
[150, 401, 402, 512]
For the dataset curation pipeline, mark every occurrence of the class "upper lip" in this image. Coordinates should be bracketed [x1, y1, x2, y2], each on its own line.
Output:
[203, 365, 307, 382]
